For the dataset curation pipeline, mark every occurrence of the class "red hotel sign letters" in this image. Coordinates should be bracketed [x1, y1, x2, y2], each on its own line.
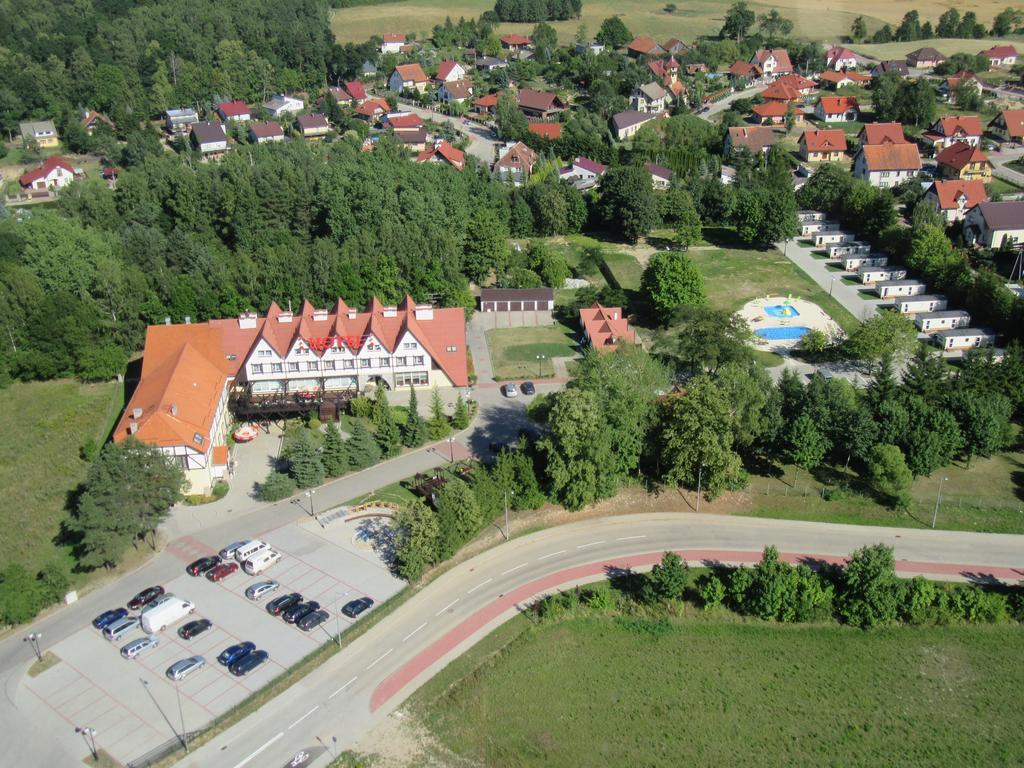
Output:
[306, 335, 365, 352]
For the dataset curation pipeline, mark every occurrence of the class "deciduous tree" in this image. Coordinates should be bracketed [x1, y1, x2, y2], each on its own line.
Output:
[641, 251, 706, 325]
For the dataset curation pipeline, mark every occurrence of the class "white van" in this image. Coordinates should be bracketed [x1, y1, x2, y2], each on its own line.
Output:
[140, 596, 195, 633]
[234, 540, 268, 563]
[243, 549, 281, 575]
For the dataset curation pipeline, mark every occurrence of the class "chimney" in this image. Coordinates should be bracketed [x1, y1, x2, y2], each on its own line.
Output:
[238, 310, 258, 329]
[184, 316, 191, 324]
[278, 311, 293, 323]
[313, 308, 328, 321]
[347, 309, 358, 320]
[164, 316, 172, 325]
[414, 305, 433, 320]
[128, 421, 139, 434]
[132, 407, 143, 419]
[170, 403, 178, 416]
[383, 306, 398, 318]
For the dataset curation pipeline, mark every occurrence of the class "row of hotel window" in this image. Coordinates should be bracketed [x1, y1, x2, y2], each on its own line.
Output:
[251, 356, 426, 374]
[249, 370, 430, 393]
[254, 341, 424, 359]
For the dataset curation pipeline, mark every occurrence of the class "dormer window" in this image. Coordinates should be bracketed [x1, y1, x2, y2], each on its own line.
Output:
[193, 433, 204, 445]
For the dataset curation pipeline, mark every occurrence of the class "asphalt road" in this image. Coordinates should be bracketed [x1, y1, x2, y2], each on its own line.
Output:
[180, 512, 1024, 768]
[394, 101, 499, 164]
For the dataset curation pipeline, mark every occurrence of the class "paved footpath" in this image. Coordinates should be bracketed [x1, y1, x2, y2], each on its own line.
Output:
[778, 238, 885, 323]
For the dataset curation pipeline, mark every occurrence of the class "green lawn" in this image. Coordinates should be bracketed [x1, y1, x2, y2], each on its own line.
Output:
[988, 176, 1023, 197]
[414, 613, 1024, 768]
[601, 251, 644, 291]
[486, 322, 578, 381]
[687, 246, 861, 335]
[0, 379, 123, 576]
[853, 36, 1024, 60]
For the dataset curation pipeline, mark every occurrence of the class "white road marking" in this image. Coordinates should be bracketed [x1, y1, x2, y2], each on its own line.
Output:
[328, 676, 358, 699]
[232, 732, 284, 768]
[538, 550, 566, 560]
[468, 578, 493, 594]
[367, 649, 393, 669]
[435, 599, 459, 616]
[577, 541, 605, 549]
[501, 563, 528, 575]
[615, 535, 647, 541]
[403, 622, 427, 642]
[288, 705, 319, 730]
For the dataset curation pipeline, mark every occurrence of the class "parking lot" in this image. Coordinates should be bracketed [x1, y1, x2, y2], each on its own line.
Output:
[22, 515, 403, 765]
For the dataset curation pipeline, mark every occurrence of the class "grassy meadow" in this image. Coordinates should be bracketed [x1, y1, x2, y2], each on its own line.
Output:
[415, 613, 1024, 767]
[486, 321, 578, 379]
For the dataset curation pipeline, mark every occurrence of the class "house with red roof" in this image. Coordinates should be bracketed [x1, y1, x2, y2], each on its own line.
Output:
[384, 112, 424, 131]
[853, 143, 921, 187]
[760, 81, 801, 102]
[989, 108, 1024, 143]
[799, 129, 847, 162]
[724, 125, 777, 156]
[728, 60, 763, 82]
[247, 121, 284, 144]
[517, 89, 566, 120]
[416, 141, 465, 170]
[814, 95, 860, 122]
[18, 155, 77, 190]
[751, 48, 793, 78]
[433, 59, 467, 84]
[80, 110, 115, 135]
[775, 73, 817, 95]
[473, 92, 500, 114]
[751, 101, 790, 125]
[527, 122, 562, 141]
[817, 70, 871, 89]
[939, 71, 982, 103]
[217, 101, 251, 122]
[500, 34, 531, 52]
[858, 122, 909, 145]
[923, 115, 983, 149]
[579, 304, 636, 351]
[626, 36, 664, 58]
[438, 80, 474, 104]
[493, 141, 538, 185]
[936, 142, 992, 181]
[381, 33, 406, 54]
[354, 98, 390, 123]
[389, 63, 430, 93]
[824, 46, 868, 70]
[979, 45, 1017, 67]
[925, 179, 988, 223]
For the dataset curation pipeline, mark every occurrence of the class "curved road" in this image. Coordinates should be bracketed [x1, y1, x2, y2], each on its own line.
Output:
[181, 512, 1023, 768]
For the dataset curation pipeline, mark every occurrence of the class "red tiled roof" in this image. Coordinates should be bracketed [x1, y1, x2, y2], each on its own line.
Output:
[752, 101, 789, 118]
[627, 36, 662, 55]
[19, 155, 74, 187]
[981, 45, 1017, 58]
[355, 98, 389, 117]
[933, 115, 983, 137]
[393, 63, 428, 83]
[936, 141, 990, 171]
[494, 141, 537, 171]
[218, 100, 249, 117]
[386, 113, 424, 129]
[345, 80, 367, 101]
[860, 122, 908, 145]
[527, 122, 562, 140]
[727, 126, 777, 152]
[579, 303, 635, 351]
[435, 60, 462, 80]
[860, 143, 921, 171]
[930, 179, 988, 210]
[760, 81, 800, 101]
[996, 108, 1024, 139]
[801, 129, 847, 153]
[729, 60, 762, 78]
[817, 71, 851, 85]
[518, 88, 564, 112]
[416, 140, 466, 170]
[818, 95, 859, 114]
[752, 48, 793, 71]
[473, 92, 500, 109]
[501, 34, 531, 45]
[776, 73, 816, 91]
[383, 33, 406, 43]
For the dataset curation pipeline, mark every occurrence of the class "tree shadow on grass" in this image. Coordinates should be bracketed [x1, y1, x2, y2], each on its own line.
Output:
[604, 565, 647, 601]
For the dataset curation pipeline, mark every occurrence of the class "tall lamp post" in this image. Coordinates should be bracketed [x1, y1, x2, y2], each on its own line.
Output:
[23, 632, 42, 662]
[536, 354, 546, 377]
[829, 276, 837, 297]
[503, 488, 515, 541]
[445, 436, 456, 463]
[75, 727, 98, 761]
[931, 475, 949, 529]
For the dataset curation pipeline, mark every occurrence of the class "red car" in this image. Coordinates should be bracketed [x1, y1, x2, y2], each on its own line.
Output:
[206, 562, 239, 582]
[127, 585, 165, 610]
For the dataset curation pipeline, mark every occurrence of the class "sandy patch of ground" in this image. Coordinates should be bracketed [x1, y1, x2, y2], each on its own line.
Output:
[352, 710, 463, 768]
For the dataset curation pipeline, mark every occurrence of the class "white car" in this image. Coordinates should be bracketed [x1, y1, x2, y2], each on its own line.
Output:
[120, 635, 160, 659]
[166, 656, 206, 681]
[103, 616, 140, 642]
[502, 383, 519, 398]
[245, 580, 280, 601]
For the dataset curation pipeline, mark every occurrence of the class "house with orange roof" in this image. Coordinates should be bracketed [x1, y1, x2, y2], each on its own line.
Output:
[775, 73, 817, 95]
[799, 129, 847, 162]
[438, 80, 474, 104]
[579, 304, 636, 351]
[989, 108, 1024, 143]
[500, 34, 531, 52]
[472, 92, 500, 114]
[80, 110, 115, 135]
[923, 115, 983, 149]
[814, 95, 859, 122]
[853, 142, 921, 187]
[493, 141, 538, 185]
[825, 46, 868, 70]
[19, 155, 77, 190]
[416, 141, 466, 170]
[728, 60, 763, 82]
[979, 44, 1017, 67]
[527, 122, 562, 140]
[751, 101, 790, 125]
[354, 98, 390, 123]
[751, 48, 793, 78]
[817, 70, 871, 89]
[389, 63, 430, 93]
[626, 36, 664, 58]
[858, 122, 909, 145]
[433, 59, 467, 84]
[925, 179, 988, 223]
[938, 71, 981, 103]
[936, 141, 992, 181]
[381, 33, 406, 54]
[760, 81, 801, 102]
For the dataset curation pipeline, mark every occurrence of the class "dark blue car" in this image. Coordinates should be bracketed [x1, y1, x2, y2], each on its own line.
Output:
[217, 641, 255, 666]
[92, 608, 129, 630]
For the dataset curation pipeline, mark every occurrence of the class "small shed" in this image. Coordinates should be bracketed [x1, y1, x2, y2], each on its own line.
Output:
[479, 287, 554, 312]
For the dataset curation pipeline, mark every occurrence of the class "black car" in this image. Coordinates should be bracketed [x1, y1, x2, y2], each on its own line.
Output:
[341, 597, 375, 618]
[520, 381, 536, 395]
[229, 649, 269, 677]
[297, 609, 329, 632]
[186, 556, 221, 576]
[266, 592, 302, 617]
[178, 619, 213, 640]
[282, 600, 320, 625]
[127, 586, 165, 611]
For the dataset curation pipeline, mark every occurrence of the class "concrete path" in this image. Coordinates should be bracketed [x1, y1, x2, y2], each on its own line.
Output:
[466, 314, 495, 384]
[778, 239, 885, 323]
[391, 101, 498, 164]
[990, 145, 1024, 187]
[699, 84, 763, 122]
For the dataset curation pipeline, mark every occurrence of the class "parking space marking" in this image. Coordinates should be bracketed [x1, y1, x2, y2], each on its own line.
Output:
[501, 563, 528, 575]
[329, 676, 358, 699]
[435, 599, 459, 616]
[367, 649, 393, 669]
[538, 550, 566, 560]
[615, 535, 647, 541]
[402, 623, 427, 642]
[232, 731, 284, 768]
[577, 541, 605, 549]
[288, 705, 319, 730]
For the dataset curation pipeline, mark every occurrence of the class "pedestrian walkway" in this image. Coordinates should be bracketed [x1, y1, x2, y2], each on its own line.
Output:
[778, 239, 884, 324]
[466, 314, 495, 383]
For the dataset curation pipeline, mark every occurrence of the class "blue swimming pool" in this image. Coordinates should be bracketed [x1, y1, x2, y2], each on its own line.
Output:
[765, 304, 800, 318]
[756, 326, 811, 341]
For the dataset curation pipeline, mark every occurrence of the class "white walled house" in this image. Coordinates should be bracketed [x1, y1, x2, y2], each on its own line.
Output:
[190, 122, 228, 156]
[828, 242, 872, 258]
[18, 156, 77, 190]
[964, 201, 1024, 249]
[915, 311, 971, 333]
[843, 255, 888, 271]
[263, 94, 305, 117]
[934, 328, 997, 351]
[896, 295, 948, 313]
[853, 144, 922, 188]
[876, 280, 927, 299]
[814, 231, 857, 247]
[858, 265, 908, 284]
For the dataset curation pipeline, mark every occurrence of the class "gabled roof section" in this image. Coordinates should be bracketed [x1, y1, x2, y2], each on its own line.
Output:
[818, 95, 859, 113]
[994, 108, 1024, 139]
[579, 303, 636, 351]
[929, 179, 988, 210]
[932, 115, 983, 137]
[859, 143, 921, 171]
[860, 122, 908, 145]
[393, 63, 429, 83]
[19, 155, 74, 186]
[801, 129, 847, 153]
[936, 141, 990, 171]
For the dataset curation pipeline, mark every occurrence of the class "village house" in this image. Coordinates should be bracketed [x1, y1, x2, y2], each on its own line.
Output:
[19, 119, 58, 148]
[915, 310, 971, 333]
[814, 95, 859, 122]
[871, 60, 909, 77]
[626, 36, 665, 58]
[728, 61, 763, 83]
[859, 122, 909, 145]
[842, 254, 888, 271]
[934, 328, 997, 351]
[827, 241, 872, 258]
[579, 303, 636, 351]
[389, 63, 430, 93]
[906, 47, 946, 68]
[190, 121, 228, 157]
[799, 129, 847, 162]
[165, 108, 199, 136]
[296, 114, 330, 140]
[632, 82, 670, 113]
[824, 46, 867, 70]
[493, 141, 538, 185]
[472, 92, 500, 115]
[500, 34, 531, 53]
[80, 110, 115, 135]
[896, 294, 948, 314]
[925, 179, 988, 223]
[663, 38, 689, 56]
[964, 201, 1024, 248]
[923, 115, 983, 149]
[979, 44, 1017, 67]
[645, 162, 673, 190]
[354, 98, 389, 124]
[114, 296, 468, 493]
[381, 33, 406, 54]
[18, 155, 77, 190]
[343, 80, 368, 104]
[939, 71, 982, 103]
[760, 80, 802, 102]
[433, 59, 467, 84]
[751, 101, 790, 125]
[611, 110, 666, 141]
[724, 125, 777, 156]
[988, 108, 1024, 143]
[751, 48, 793, 78]
[648, 56, 680, 83]
[817, 70, 870, 89]
[248, 121, 285, 144]
[853, 143, 921, 187]
[775, 73, 817, 95]
[263, 94, 304, 117]
[361, 61, 377, 77]
[438, 80, 473, 104]
[559, 156, 607, 190]
[527, 122, 562, 141]
[416, 141, 465, 170]
[875, 279, 927, 299]
[858, 265, 908, 284]
[517, 89, 566, 120]
[575, 40, 605, 55]
[936, 141, 992, 181]
[475, 56, 508, 71]
[217, 101, 251, 122]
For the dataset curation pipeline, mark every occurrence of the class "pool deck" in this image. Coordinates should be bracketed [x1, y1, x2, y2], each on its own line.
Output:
[739, 296, 842, 351]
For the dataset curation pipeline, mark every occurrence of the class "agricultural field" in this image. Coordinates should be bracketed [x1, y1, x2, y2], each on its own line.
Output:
[414, 613, 1024, 767]
[486, 321, 579, 380]
[0, 379, 124, 576]
[853, 36, 1024, 61]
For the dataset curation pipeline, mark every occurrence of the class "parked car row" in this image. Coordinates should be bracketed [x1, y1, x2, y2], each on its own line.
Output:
[501, 380, 536, 397]
[186, 540, 283, 581]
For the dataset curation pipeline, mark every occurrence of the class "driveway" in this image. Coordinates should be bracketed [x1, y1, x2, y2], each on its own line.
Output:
[392, 102, 499, 164]
[699, 84, 763, 122]
[989, 145, 1024, 187]
[778, 238, 885, 322]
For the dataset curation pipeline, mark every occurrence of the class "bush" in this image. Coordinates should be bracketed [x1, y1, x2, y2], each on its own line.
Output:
[697, 574, 725, 610]
[258, 471, 296, 502]
[349, 396, 373, 419]
[899, 576, 938, 625]
[839, 544, 900, 628]
[212, 480, 229, 499]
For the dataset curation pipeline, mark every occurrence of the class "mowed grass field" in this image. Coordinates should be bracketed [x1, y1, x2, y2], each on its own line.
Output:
[853, 35, 1024, 61]
[0, 379, 123, 574]
[332, 1, 1018, 46]
[486, 321, 578, 380]
[415, 614, 1024, 767]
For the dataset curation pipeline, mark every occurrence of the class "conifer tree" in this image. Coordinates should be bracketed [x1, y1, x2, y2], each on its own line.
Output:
[402, 386, 427, 448]
[452, 394, 470, 430]
[287, 428, 325, 488]
[373, 389, 401, 457]
[347, 420, 382, 470]
[321, 422, 348, 477]
[428, 386, 452, 439]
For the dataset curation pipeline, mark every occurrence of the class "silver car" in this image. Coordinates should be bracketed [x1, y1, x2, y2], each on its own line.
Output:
[103, 616, 140, 642]
[120, 635, 160, 659]
[245, 580, 280, 601]
[219, 541, 248, 560]
[166, 655, 206, 681]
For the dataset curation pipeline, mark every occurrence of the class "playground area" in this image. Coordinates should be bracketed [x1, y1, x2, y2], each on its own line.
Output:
[738, 296, 842, 351]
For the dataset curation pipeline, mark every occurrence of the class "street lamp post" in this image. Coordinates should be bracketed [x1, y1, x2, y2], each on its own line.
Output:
[695, 464, 703, 514]
[445, 437, 456, 463]
[931, 475, 949, 529]
[23, 632, 42, 662]
[503, 489, 515, 541]
[173, 679, 188, 753]
[829, 276, 837, 297]
[536, 354, 546, 377]
[76, 727, 98, 761]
